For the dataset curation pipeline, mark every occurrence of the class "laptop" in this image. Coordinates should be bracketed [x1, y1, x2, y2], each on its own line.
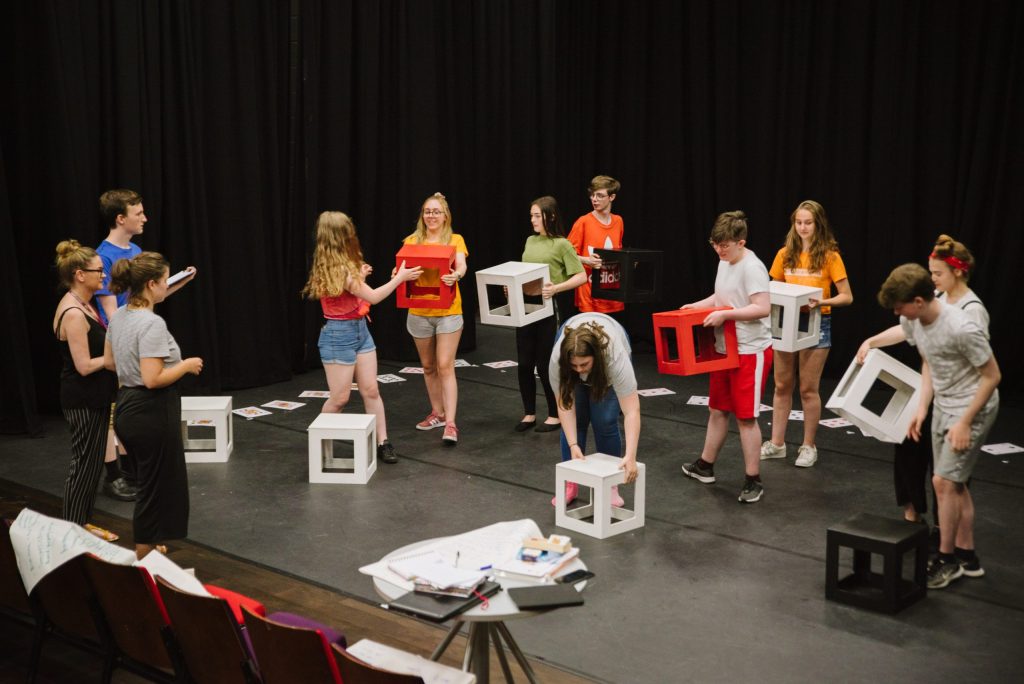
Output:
[507, 584, 584, 610]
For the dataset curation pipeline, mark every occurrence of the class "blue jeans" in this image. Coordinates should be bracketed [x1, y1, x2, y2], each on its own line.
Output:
[559, 384, 622, 461]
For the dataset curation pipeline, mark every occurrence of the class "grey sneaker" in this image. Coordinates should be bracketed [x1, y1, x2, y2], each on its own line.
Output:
[794, 445, 818, 467]
[738, 480, 764, 503]
[759, 441, 787, 460]
[958, 555, 985, 578]
[927, 558, 964, 589]
[681, 459, 715, 483]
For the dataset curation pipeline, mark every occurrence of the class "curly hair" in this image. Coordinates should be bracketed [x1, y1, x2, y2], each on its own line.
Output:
[557, 321, 612, 409]
[782, 200, 839, 273]
[302, 212, 365, 299]
[406, 193, 454, 245]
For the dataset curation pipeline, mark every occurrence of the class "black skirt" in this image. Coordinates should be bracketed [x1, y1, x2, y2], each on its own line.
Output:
[115, 385, 189, 544]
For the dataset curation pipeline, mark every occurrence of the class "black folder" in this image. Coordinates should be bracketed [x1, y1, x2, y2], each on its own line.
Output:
[507, 583, 584, 610]
[387, 580, 502, 622]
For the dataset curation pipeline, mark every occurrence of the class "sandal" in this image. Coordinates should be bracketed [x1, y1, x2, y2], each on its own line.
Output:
[84, 523, 120, 543]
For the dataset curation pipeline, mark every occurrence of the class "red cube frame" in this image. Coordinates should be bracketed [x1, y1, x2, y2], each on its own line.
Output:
[652, 307, 739, 376]
[394, 244, 457, 309]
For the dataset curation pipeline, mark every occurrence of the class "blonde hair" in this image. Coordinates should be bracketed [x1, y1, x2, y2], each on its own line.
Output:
[407, 193, 453, 245]
[109, 252, 169, 307]
[54, 239, 98, 287]
[302, 211, 365, 299]
[783, 200, 839, 273]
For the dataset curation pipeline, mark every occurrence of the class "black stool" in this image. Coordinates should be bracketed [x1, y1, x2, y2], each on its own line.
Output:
[591, 248, 663, 303]
[825, 513, 928, 613]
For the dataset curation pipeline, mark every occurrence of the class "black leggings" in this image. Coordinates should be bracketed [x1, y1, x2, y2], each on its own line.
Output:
[515, 297, 559, 417]
[893, 411, 937, 516]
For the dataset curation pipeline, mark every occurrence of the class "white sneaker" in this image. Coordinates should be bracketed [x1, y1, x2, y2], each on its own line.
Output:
[795, 445, 818, 467]
[759, 441, 787, 460]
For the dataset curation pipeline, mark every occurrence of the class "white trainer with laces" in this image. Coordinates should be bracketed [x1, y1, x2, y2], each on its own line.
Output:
[760, 441, 787, 460]
[795, 445, 818, 467]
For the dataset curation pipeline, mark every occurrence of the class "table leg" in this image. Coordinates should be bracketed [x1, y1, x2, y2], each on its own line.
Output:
[489, 624, 516, 683]
[430, 620, 463, 661]
[469, 622, 491, 684]
[462, 623, 477, 672]
[495, 621, 540, 684]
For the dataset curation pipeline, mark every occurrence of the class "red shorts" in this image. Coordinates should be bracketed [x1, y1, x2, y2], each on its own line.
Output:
[709, 348, 773, 420]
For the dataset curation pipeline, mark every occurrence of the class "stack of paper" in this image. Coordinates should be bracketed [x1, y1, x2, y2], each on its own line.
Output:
[494, 546, 580, 581]
[388, 552, 486, 596]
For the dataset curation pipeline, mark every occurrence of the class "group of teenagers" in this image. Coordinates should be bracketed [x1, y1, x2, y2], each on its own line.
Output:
[53, 177, 999, 591]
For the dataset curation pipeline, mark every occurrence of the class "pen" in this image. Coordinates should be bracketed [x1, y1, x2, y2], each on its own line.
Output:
[479, 564, 492, 571]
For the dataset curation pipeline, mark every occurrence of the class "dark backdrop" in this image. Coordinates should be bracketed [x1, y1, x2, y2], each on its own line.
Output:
[2, 0, 1021, 433]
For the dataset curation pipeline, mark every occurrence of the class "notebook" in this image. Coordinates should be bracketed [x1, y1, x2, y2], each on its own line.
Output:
[507, 583, 584, 610]
[387, 580, 502, 622]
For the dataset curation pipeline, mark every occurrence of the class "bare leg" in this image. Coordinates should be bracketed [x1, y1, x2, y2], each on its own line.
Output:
[770, 351, 795, 445]
[701, 408, 731, 465]
[954, 486, 975, 550]
[353, 351, 388, 443]
[933, 475, 963, 555]
[797, 348, 829, 446]
[737, 417, 762, 477]
[413, 335, 445, 417]
[434, 329, 463, 424]
[903, 503, 920, 523]
[322, 363, 356, 413]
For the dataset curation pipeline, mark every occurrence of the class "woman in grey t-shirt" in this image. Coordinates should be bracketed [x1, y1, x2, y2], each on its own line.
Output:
[104, 252, 203, 559]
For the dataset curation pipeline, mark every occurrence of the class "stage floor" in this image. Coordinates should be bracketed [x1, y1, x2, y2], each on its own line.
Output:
[3, 323, 1024, 683]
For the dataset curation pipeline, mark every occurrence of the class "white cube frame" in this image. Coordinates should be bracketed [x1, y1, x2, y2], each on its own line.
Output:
[826, 349, 922, 443]
[180, 396, 234, 463]
[475, 261, 553, 327]
[769, 281, 822, 352]
[307, 413, 377, 484]
[555, 453, 646, 539]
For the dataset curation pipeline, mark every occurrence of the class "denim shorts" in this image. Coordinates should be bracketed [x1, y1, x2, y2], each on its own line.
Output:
[406, 313, 464, 339]
[318, 318, 376, 365]
[798, 313, 832, 349]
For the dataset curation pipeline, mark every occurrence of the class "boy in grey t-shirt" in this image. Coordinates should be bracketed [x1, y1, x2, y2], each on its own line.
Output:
[875, 264, 1000, 590]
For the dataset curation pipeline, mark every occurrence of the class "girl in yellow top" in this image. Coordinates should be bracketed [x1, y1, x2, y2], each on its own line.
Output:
[761, 200, 853, 467]
[402, 193, 469, 446]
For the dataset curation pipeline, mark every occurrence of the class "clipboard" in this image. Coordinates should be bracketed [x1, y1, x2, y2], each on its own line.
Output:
[387, 580, 502, 622]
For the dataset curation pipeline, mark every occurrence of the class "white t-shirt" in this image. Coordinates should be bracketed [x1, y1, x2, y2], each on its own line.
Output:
[938, 289, 989, 338]
[548, 312, 637, 398]
[713, 249, 771, 354]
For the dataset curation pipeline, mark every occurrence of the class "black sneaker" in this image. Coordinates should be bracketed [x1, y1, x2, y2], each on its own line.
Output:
[102, 477, 138, 502]
[958, 555, 985, 578]
[681, 459, 715, 483]
[738, 480, 764, 503]
[377, 441, 399, 464]
[927, 557, 964, 589]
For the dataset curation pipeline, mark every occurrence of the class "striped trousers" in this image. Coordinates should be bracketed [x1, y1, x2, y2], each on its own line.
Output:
[61, 406, 108, 525]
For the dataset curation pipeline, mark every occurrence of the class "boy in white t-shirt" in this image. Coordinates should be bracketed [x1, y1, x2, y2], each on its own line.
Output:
[873, 263, 1000, 589]
[681, 211, 774, 503]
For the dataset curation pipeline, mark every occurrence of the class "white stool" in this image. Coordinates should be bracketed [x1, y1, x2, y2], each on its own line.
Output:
[826, 349, 921, 443]
[769, 282, 822, 352]
[180, 396, 234, 463]
[555, 453, 646, 539]
[475, 261, 553, 327]
[307, 413, 377, 484]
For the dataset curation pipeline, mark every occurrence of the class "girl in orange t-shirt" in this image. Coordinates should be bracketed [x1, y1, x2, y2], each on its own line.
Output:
[761, 200, 853, 468]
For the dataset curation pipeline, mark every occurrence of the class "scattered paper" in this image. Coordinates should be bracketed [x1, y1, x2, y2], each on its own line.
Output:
[400, 366, 425, 374]
[234, 406, 272, 419]
[981, 442, 1023, 455]
[483, 360, 518, 369]
[687, 395, 710, 406]
[760, 404, 773, 413]
[789, 410, 805, 421]
[819, 417, 853, 428]
[454, 359, 474, 367]
[377, 374, 407, 383]
[186, 418, 215, 426]
[262, 400, 305, 411]
[638, 388, 676, 397]
[299, 390, 331, 398]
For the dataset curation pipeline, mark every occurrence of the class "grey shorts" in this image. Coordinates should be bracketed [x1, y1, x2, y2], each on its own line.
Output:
[931, 402, 998, 483]
[406, 313, 464, 338]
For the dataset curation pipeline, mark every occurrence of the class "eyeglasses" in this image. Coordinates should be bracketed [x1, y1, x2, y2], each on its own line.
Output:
[80, 268, 105, 274]
[708, 240, 736, 250]
[423, 209, 445, 216]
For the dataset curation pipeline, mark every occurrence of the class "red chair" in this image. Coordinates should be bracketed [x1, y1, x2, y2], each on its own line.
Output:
[156, 577, 260, 684]
[332, 643, 425, 684]
[243, 605, 342, 684]
[81, 554, 184, 683]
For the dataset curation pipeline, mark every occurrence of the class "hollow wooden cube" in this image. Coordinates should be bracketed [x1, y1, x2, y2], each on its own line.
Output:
[591, 248, 663, 303]
[474, 261, 553, 327]
[769, 281, 822, 352]
[825, 349, 921, 443]
[555, 453, 646, 539]
[180, 396, 234, 463]
[652, 307, 739, 376]
[307, 413, 377, 484]
[394, 244, 456, 309]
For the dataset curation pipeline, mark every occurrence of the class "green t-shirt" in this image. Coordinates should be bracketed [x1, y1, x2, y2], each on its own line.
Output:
[521, 235, 584, 285]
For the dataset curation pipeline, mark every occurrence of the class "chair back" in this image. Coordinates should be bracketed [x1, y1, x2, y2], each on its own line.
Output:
[243, 605, 341, 684]
[31, 554, 102, 644]
[332, 643, 425, 684]
[0, 519, 33, 619]
[156, 576, 258, 684]
[81, 554, 177, 677]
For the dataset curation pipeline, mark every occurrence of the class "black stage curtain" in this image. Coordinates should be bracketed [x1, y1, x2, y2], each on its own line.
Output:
[2, 1, 1022, 429]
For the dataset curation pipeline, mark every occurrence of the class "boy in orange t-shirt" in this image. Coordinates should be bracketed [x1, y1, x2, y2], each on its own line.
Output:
[567, 175, 625, 319]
